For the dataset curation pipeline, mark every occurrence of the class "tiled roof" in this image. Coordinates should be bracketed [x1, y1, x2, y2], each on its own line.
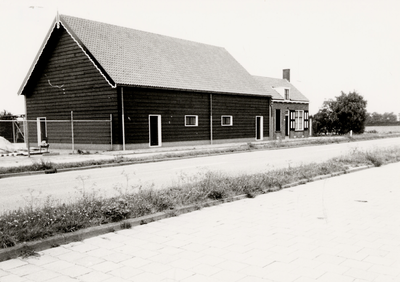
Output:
[253, 76, 309, 102]
[59, 15, 268, 96]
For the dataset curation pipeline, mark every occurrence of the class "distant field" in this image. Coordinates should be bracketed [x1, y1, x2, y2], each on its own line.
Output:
[365, 125, 400, 133]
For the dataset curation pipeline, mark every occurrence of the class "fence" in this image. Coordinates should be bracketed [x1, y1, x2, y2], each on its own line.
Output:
[0, 119, 25, 143]
[0, 113, 113, 152]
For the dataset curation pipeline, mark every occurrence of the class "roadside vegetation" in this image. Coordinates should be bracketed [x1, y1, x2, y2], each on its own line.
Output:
[1, 146, 400, 249]
[1, 132, 400, 176]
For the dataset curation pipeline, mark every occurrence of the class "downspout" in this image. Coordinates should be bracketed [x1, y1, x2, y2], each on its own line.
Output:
[121, 87, 126, 151]
[210, 93, 213, 144]
[24, 95, 30, 157]
[269, 100, 273, 140]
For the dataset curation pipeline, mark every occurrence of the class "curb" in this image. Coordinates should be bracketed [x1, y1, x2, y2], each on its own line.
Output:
[0, 194, 248, 262]
[0, 164, 373, 262]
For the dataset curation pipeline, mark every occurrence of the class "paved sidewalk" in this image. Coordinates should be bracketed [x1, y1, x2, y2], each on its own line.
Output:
[1, 162, 400, 282]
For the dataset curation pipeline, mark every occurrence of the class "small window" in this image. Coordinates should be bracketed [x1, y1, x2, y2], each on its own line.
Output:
[185, 115, 198, 126]
[284, 89, 290, 100]
[221, 115, 233, 126]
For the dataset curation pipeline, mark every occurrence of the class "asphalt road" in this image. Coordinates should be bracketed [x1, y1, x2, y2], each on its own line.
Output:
[1, 137, 399, 212]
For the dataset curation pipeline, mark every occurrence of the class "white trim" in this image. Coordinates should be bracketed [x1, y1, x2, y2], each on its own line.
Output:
[18, 18, 57, 95]
[221, 115, 233, 126]
[149, 115, 162, 147]
[272, 100, 309, 104]
[185, 115, 198, 127]
[284, 88, 290, 100]
[60, 22, 116, 89]
[18, 17, 116, 96]
[36, 117, 47, 146]
[295, 110, 304, 131]
[255, 116, 263, 140]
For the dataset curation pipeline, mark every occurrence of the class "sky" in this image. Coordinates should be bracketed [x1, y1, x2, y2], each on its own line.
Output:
[1, 0, 399, 116]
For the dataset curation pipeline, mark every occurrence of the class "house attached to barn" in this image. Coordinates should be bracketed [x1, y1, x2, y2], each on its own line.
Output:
[254, 70, 310, 140]
[18, 15, 275, 150]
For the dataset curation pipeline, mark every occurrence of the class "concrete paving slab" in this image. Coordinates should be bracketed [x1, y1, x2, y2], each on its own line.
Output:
[1, 162, 400, 281]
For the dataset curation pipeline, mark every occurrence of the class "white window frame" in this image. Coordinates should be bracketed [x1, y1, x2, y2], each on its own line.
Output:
[284, 88, 290, 100]
[221, 115, 233, 126]
[185, 115, 198, 127]
[36, 117, 47, 146]
[295, 110, 304, 131]
[148, 115, 162, 147]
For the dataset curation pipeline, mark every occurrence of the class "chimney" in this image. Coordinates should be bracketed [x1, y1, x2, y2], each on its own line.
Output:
[283, 69, 290, 82]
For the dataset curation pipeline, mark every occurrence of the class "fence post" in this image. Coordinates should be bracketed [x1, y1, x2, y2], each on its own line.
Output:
[71, 111, 74, 153]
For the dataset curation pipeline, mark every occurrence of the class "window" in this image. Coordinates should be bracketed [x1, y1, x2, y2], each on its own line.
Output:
[295, 110, 304, 131]
[185, 115, 198, 126]
[284, 89, 290, 100]
[275, 109, 281, 132]
[221, 115, 233, 126]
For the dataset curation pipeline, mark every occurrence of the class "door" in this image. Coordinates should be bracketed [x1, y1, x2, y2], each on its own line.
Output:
[285, 111, 289, 136]
[149, 115, 161, 147]
[37, 117, 47, 145]
[256, 116, 263, 140]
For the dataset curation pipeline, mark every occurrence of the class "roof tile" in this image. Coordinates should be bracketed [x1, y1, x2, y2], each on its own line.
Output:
[60, 15, 268, 96]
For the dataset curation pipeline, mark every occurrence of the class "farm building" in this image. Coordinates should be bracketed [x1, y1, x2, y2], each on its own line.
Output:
[254, 71, 310, 139]
[18, 14, 277, 150]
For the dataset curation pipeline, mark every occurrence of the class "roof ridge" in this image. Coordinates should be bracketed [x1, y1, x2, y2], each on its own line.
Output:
[59, 14, 226, 51]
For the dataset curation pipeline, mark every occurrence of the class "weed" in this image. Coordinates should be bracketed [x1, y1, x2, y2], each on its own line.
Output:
[1, 146, 400, 250]
[120, 221, 132, 229]
[365, 152, 383, 167]
[19, 245, 39, 258]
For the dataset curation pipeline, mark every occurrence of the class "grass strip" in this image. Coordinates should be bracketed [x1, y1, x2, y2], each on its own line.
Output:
[1, 146, 400, 249]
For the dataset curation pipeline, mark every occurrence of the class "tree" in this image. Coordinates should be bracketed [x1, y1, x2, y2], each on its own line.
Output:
[312, 100, 338, 135]
[0, 110, 16, 141]
[313, 91, 367, 135]
[382, 112, 397, 123]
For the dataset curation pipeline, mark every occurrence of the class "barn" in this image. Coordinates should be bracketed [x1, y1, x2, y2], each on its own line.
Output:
[18, 15, 275, 150]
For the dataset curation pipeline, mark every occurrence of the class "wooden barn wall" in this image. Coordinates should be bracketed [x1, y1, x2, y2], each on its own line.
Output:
[122, 87, 210, 144]
[122, 87, 270, 145]
[212, 94, 270, 140]
[23, 25, 118, 145]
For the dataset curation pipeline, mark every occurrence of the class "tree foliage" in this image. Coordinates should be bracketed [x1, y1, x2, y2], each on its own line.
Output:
[0, 110, 16, 141]
[366, 112, 398, 124]
[313, 91, 367, 135]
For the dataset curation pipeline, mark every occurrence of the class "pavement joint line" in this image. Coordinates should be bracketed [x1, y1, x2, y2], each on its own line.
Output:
[0, 163, 375, 262]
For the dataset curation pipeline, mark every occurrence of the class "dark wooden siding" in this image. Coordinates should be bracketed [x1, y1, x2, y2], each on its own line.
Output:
[23, 25, 118, 145]
[123, 87, 210, 144]
[122, 88, 270, 145]
[212, 94, 270, 140]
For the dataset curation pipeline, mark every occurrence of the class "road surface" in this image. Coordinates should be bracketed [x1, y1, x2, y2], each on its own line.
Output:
[1, 137, 399, 212]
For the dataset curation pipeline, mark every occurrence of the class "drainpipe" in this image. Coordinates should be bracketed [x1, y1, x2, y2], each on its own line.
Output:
[121, 87, 126, 151]
[269, 100, 274, 140]
[210, 93, 213, 144]
[24, 95, 30, 158]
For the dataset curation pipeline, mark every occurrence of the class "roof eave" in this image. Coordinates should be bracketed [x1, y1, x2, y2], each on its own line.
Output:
[118, 84, 271, 98]
[18, 15, 117, 96]
[59, 19, 116, 89]
[273, 99, 309, 104]
[18, 17, 57, 96]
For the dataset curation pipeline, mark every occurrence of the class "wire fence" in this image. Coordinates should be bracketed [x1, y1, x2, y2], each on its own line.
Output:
[0, 114, 113, 152]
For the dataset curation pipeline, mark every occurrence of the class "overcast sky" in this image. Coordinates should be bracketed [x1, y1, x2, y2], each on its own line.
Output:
[1, 0, 399, 116]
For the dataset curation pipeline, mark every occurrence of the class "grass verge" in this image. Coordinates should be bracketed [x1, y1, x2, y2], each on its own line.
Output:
[1, 132, 400, 176]
[1, 146, 400, 250]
